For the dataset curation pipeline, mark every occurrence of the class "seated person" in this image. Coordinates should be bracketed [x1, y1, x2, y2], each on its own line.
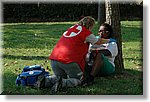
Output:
[82, 23, 118, 86]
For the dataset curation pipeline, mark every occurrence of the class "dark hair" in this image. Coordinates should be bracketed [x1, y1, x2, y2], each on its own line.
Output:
[101, 23, 113, 38]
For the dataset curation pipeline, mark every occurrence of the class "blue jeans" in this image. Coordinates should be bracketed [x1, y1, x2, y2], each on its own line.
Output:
[50, 60, 83, 88]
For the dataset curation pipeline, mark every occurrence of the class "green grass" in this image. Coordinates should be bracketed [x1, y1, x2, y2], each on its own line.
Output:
[1, 21, 143, 95]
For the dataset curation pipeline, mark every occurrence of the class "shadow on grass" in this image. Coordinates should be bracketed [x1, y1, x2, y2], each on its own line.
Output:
[3, 23, 73, 49]
[3, 22, 143, 49]
[3, 54, 49, 60]
[1, 68, 143, 95]
[64, 69, 143, 95]
[124, 57, 143, 62]
[2, 71, 47, 95]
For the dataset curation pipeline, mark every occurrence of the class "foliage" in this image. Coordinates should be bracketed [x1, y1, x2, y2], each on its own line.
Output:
[2, 21, 142, 95]
[3, 3, 142, 23]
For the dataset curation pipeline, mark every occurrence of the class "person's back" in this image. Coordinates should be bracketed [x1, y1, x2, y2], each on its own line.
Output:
[49, 24, 93, 71]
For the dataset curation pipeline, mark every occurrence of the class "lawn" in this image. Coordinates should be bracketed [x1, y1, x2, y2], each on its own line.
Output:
[1, 21, 143, 95]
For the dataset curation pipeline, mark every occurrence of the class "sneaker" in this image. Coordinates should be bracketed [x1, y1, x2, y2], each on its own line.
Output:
[51, 76, 62, 94]
[44, 76, 55, 88]
[34, 74, 45, 88]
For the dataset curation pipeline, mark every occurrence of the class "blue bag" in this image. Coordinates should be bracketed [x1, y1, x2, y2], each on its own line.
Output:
[16, 65, 49, 86]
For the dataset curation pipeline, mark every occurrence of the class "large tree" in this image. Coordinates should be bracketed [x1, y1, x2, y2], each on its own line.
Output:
[105, 0, 124, 73]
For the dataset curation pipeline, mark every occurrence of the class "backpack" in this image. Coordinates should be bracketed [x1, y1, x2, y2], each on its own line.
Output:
[15, 65, 49, 86]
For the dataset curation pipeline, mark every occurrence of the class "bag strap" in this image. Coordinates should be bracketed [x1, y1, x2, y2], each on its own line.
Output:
[23, 65, 41, 72]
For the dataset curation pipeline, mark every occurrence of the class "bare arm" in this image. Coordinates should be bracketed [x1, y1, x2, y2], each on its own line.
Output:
[85, 34, 111, 45]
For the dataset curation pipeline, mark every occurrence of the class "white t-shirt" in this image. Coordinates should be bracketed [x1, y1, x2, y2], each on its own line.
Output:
[85, 34, 118, 67]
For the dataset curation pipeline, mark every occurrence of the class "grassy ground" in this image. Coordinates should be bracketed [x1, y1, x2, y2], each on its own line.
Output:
[2, 21, 143, 95]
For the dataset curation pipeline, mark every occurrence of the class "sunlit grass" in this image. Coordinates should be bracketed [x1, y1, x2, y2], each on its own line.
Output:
[2, 21, 143, 95]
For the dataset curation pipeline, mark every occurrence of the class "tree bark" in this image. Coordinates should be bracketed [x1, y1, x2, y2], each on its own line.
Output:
[98, 1, 105, 25]
[105, 0, 124, 73]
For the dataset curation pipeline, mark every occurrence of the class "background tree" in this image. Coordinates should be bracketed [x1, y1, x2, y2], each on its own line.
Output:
[97, 1, 105, 25]
[105, 0, 124, 74]
[3, 3, 142, 23]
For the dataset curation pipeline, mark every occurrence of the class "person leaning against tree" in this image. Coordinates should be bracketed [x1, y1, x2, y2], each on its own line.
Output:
[81, 23, 118, 86]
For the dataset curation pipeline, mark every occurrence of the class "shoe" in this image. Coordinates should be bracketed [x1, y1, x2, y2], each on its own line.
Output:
[81, 76, 94, 87]
[51, 76, 62, 94]
[44, 76, 55, 88]
[34, 74, 45, 88]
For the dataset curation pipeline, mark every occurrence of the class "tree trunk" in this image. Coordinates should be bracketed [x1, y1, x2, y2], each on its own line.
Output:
[105, 0, 124, 73]
[98, 1, 105, 25]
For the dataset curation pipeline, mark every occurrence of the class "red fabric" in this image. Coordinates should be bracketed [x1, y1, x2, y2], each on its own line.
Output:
[49, 24, 92, 71]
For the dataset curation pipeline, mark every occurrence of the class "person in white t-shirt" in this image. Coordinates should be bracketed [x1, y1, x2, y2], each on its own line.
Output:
[82, 23, 118, 86]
